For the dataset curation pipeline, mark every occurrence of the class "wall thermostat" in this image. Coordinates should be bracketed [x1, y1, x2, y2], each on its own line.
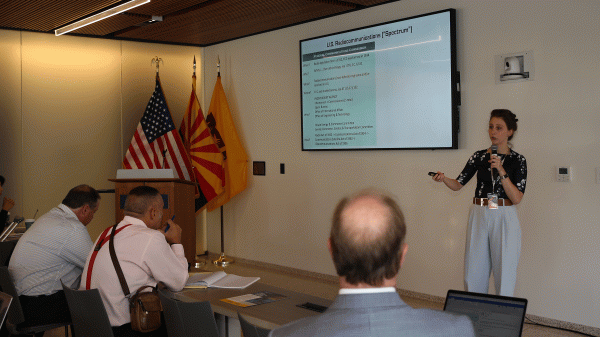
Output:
[556, 166, 572, 182]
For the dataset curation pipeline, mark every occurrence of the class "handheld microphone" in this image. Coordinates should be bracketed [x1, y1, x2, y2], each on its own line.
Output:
[490, 145, 498, 177]
[491, 145, 498, 157]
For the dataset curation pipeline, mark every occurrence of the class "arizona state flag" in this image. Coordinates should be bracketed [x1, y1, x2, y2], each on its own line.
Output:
[205, 76, 248, 211]
[179, 75, 224, 213]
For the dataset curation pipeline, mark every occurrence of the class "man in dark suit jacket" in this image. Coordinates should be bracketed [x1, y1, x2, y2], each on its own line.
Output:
[269, 189, 475, 337]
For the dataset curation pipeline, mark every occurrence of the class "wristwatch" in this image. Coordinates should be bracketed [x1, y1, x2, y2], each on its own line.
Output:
[500, 173, 509, 180]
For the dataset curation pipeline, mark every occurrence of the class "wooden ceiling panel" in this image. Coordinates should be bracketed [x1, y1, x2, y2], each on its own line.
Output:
[0, 0, 398, 45]
[0, 0, 122, 32]
[117, 0, 355, 45]
[127, 0, 212, 17]
[346, 0, 393, 5]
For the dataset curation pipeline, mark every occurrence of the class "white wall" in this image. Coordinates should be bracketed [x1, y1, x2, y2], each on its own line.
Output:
[203, 0, 600, 328]
[0, 31, 202, 242]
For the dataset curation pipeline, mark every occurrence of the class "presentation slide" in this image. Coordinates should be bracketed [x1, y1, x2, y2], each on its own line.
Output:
[300, 10, 456, 150]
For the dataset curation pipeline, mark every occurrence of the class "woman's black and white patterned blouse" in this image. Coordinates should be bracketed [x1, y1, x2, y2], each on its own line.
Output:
[456, 149, 527, 199]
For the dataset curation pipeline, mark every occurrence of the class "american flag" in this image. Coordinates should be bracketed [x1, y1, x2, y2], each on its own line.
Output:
[123, 76, 193, 181]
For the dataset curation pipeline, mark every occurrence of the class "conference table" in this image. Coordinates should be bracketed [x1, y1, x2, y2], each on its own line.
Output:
[175, 279, 333, 333]
[170, 258, 589, 337]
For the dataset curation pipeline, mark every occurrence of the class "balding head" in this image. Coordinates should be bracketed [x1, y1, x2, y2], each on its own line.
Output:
[62, 184, 100, 210]
[62, 185, 101, 226]
[330, 189, 406, 287]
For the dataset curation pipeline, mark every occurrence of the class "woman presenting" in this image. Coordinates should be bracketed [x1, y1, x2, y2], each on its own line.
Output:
[433, 109, 527, 296]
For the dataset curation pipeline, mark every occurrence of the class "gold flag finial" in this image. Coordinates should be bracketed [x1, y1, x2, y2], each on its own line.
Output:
[151, 56, 163, 75]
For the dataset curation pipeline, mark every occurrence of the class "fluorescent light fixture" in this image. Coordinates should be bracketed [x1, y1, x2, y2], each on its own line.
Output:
[55, 0, 151, 36]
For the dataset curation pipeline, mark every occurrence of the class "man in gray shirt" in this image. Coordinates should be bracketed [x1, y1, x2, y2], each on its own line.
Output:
[9, 184, 100, 326]
[269, 189, 475, 337]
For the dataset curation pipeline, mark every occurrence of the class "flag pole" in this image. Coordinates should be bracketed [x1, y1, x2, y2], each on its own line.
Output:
[213, 206, 234, 266]
[213, 205, 233, 266]
[213, 56, 234, 267]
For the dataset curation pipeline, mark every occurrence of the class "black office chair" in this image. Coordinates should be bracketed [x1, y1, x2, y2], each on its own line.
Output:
[158, 287, 219, 337]
[0, 241, 17, 266]
[238, 312, 270, 337]
[0, 266, 70, 336]
[61, 282, 114, 337]
[0, 290, 13, 329]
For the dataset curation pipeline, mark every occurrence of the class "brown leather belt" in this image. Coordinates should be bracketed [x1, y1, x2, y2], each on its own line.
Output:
[473, 197, 513, 206]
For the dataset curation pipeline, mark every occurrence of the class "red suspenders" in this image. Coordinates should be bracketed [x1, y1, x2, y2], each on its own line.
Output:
[85, 224, 132, 290]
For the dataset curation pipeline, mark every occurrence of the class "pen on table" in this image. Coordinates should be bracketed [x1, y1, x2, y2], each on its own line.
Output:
[165, 215, 175, 232]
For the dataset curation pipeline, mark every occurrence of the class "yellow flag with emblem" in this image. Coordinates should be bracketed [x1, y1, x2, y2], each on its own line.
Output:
[205, 76, 248, 211]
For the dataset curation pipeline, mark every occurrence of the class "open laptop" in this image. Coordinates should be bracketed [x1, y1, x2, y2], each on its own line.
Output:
[444, 290, 527, 337]
[0, 291, 12, 328]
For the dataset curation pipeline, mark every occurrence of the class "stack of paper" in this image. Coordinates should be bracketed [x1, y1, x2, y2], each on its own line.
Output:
[186, 271, 260, 289]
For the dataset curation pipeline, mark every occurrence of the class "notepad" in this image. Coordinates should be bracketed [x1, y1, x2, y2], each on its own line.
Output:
[186, 271, 260, 289]
[221, 291, 286, 307]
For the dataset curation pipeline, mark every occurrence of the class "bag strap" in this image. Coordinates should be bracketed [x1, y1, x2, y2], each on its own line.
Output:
[109, 224, 131, 296]
[135, 285, 157, 294]
[86, 223, 132, 290]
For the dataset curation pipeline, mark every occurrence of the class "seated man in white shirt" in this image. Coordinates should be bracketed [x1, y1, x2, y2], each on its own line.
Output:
[269, 188, 476, 337]
[9, 184, 100, 326]
[81, 186, 188, 337]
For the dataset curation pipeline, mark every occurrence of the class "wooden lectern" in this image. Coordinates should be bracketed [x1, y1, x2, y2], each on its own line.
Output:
[109, 178, 196, 263]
